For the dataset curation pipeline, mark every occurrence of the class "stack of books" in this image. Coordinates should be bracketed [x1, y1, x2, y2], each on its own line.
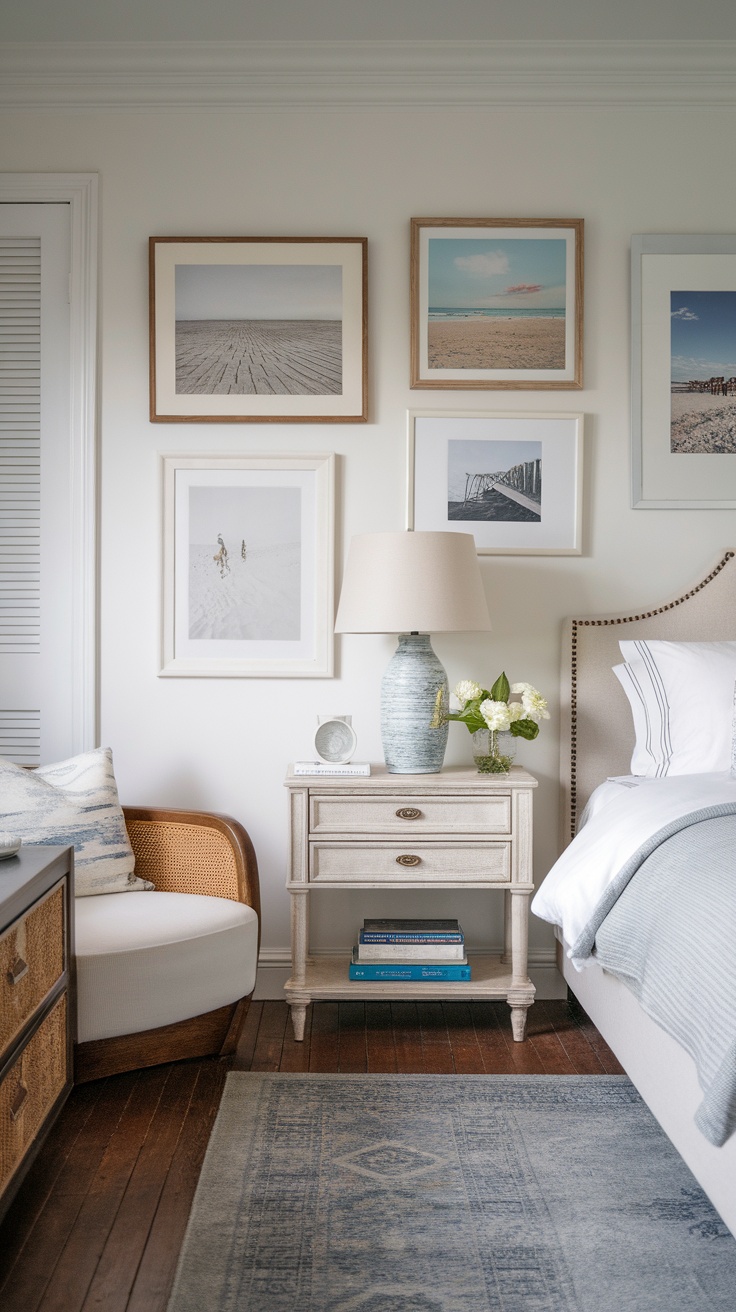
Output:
[348, 918, 470, 981]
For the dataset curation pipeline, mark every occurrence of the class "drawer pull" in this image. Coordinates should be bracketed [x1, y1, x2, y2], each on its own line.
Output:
[396, 807, 422, 820]
[8, 956, 29, 986]
[396, 854, 422, 868]
[10, 1083, 29, 1122]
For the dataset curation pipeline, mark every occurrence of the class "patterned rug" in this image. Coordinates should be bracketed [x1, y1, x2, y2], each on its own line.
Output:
[167, 1074, 736, 1312]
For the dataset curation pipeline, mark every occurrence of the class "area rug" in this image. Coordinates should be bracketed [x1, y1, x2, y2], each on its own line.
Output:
[167, 1074, 736, 1312]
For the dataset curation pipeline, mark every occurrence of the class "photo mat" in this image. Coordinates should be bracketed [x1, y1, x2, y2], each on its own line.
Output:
[632, 235, 736, 508]
[150, 238, 367, 422]
[411, 219, 583, 390]
[408, 411, 583, 555]
[161, 454, 334, 677]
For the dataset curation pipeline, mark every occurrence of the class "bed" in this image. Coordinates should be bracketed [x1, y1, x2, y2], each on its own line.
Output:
[535, 549, 736, 1236]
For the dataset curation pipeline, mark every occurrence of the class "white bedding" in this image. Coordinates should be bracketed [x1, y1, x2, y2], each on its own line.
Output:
[532, 771, 736, 967]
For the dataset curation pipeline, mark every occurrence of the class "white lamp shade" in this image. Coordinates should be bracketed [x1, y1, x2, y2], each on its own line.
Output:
[334, 531, 491, 634]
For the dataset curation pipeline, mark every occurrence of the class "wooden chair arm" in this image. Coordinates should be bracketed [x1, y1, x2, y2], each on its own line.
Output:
[122, 807, 261, 928]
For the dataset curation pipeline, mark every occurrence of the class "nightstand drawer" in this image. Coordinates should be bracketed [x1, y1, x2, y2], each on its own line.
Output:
[309, 793, 511, 836]
[0, 883, 66, 1056]
[0, 992, 68, 1195]
[309, 842, 511, 883]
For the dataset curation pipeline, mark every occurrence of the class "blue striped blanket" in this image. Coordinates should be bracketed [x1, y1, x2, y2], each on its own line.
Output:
[579, 804, 736, 1146]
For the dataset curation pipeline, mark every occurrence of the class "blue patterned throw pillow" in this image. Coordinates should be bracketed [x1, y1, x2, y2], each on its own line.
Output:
[0, 748, 153, 897]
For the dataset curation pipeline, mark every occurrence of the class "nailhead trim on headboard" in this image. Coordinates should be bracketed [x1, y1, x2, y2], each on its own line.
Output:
[568, 550, 736, 840]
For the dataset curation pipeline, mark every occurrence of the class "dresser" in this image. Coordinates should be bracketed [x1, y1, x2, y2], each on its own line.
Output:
[0, 845, 74, 1221]
[284, 765, 537, 1041]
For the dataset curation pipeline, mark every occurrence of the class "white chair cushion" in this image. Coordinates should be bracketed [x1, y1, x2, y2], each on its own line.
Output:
[75, 891, 258, 1042]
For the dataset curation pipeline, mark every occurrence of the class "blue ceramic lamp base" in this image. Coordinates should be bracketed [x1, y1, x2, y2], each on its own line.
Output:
[380, 633, 449, 774]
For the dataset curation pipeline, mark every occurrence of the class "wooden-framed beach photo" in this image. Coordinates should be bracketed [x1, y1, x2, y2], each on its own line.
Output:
[160, 453, 335, 677]
[632, 234, 736, 507]
[410, 218, 583, 390]
[149, 237, 367, 422]
[407, 410, 583, 555]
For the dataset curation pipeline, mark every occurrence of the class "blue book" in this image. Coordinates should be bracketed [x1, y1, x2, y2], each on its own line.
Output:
[360, 918, 464, 944]
[349, 949, 471, 982]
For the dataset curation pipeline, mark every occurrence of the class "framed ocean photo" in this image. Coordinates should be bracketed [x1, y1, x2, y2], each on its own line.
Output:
[407, 410, 583, 555]
[149, 237, 367, 422]
[160, 454, 335, 677]
[410, 218, 583, 390]
[632, 234, 736, 507]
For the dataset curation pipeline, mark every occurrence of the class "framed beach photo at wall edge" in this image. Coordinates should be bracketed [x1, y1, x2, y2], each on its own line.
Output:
[632, 233, 736, 508]
[407, 410, 583, 555]
[149, 237, 367, 422]
[160, 453, 335, 677]
[410, 218, 583, 390]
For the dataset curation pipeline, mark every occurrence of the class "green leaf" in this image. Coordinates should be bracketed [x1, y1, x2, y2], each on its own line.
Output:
[509, 718, 539, 740]
[461, 710, 487, 734]
[490, 672, 510, 703]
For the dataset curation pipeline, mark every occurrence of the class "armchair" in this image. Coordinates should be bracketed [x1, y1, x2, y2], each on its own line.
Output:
[73, 807, 260, 1083]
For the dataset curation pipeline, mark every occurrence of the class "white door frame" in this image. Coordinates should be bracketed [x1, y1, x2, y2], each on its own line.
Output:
[0, 173, 98, 752]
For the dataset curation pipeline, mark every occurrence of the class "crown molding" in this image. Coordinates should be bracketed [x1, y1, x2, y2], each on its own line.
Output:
[1, 39, 736, 109]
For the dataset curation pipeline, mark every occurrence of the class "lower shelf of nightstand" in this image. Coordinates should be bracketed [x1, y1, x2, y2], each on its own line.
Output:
[284, 953, 534, 1004]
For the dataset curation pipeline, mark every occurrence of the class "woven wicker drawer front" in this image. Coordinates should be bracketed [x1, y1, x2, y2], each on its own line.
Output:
[0, 993, 67, 1195]
[309, 843, 511, 884]
[309, 794, 511, 836]
[0, 884, 65, 1055]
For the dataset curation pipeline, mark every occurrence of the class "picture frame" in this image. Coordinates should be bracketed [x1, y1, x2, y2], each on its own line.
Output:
[160, 453, 335, 678]
[149, 237, 368, 422]
[410, 218, 583, 390]
[632, 233, 736, 508]
[407, 410, 583, 555]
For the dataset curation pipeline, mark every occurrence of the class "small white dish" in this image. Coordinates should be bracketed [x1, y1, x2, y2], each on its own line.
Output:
[0, 833, 22, 860]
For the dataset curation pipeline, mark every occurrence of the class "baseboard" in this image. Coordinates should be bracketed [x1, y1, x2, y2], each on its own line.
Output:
[254, 950, 565, 1001]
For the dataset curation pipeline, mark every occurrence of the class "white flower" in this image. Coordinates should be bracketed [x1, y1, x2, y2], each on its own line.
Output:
[506, 701, 526, 722]
[510, 682, 532, 695]
[454, 680, 482, 706]
[520, 685, 550, 722]
[480, 698, 512, 731]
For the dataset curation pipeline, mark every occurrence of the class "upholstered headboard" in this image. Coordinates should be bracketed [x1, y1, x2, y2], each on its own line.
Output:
[560, 549, 736, 844]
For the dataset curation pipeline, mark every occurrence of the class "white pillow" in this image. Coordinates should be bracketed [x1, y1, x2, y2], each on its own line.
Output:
[614, 639, 736, 777]
[0, 748, 154, 897]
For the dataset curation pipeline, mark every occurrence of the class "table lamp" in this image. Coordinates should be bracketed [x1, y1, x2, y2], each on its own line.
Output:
[334, 531, 492, 773]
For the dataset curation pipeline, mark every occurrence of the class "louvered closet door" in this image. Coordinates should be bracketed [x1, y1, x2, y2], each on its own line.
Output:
[0, 205, 73, 765]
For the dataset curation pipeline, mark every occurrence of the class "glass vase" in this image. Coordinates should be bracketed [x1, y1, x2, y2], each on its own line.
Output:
[472, 728, 516, 775]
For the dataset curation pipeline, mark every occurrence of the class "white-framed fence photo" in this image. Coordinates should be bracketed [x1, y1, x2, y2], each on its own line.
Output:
[407, 410, 583, 555]
[160, 454, 335, 678]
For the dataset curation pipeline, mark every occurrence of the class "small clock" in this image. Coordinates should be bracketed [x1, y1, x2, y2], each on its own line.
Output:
[313, 715, 357, 764]
[0, 833, 21, 860]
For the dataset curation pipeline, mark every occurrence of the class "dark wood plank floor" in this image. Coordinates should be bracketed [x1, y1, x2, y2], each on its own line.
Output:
[0, 998, 623, 1312]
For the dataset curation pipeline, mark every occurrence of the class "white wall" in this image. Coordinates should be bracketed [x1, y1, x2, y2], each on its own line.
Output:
[3, 0, 736, 40]
[2, 80, 736, 991]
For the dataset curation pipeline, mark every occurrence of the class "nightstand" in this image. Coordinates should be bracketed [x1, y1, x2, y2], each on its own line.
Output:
[0, 845, 74, 1221]
[283, 764, 537, 1041]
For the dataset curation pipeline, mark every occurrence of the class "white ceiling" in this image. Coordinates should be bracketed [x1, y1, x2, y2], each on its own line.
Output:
[2, 0, 736, 42]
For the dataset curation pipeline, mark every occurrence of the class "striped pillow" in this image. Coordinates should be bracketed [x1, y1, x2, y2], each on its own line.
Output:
[0, 748, 153, 897]
[614, 640, 736, 777]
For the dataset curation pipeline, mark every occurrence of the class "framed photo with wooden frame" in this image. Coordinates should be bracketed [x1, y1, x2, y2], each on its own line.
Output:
[632, 233, 736, 508]
[149, 237, 368, 422]
[160, 453, 335, 678]
[407, 410, 583, 555]
[410, 218, 583, 390]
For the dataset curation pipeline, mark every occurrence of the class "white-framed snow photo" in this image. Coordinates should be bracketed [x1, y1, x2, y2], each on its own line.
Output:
[160, 454, 335, 677]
